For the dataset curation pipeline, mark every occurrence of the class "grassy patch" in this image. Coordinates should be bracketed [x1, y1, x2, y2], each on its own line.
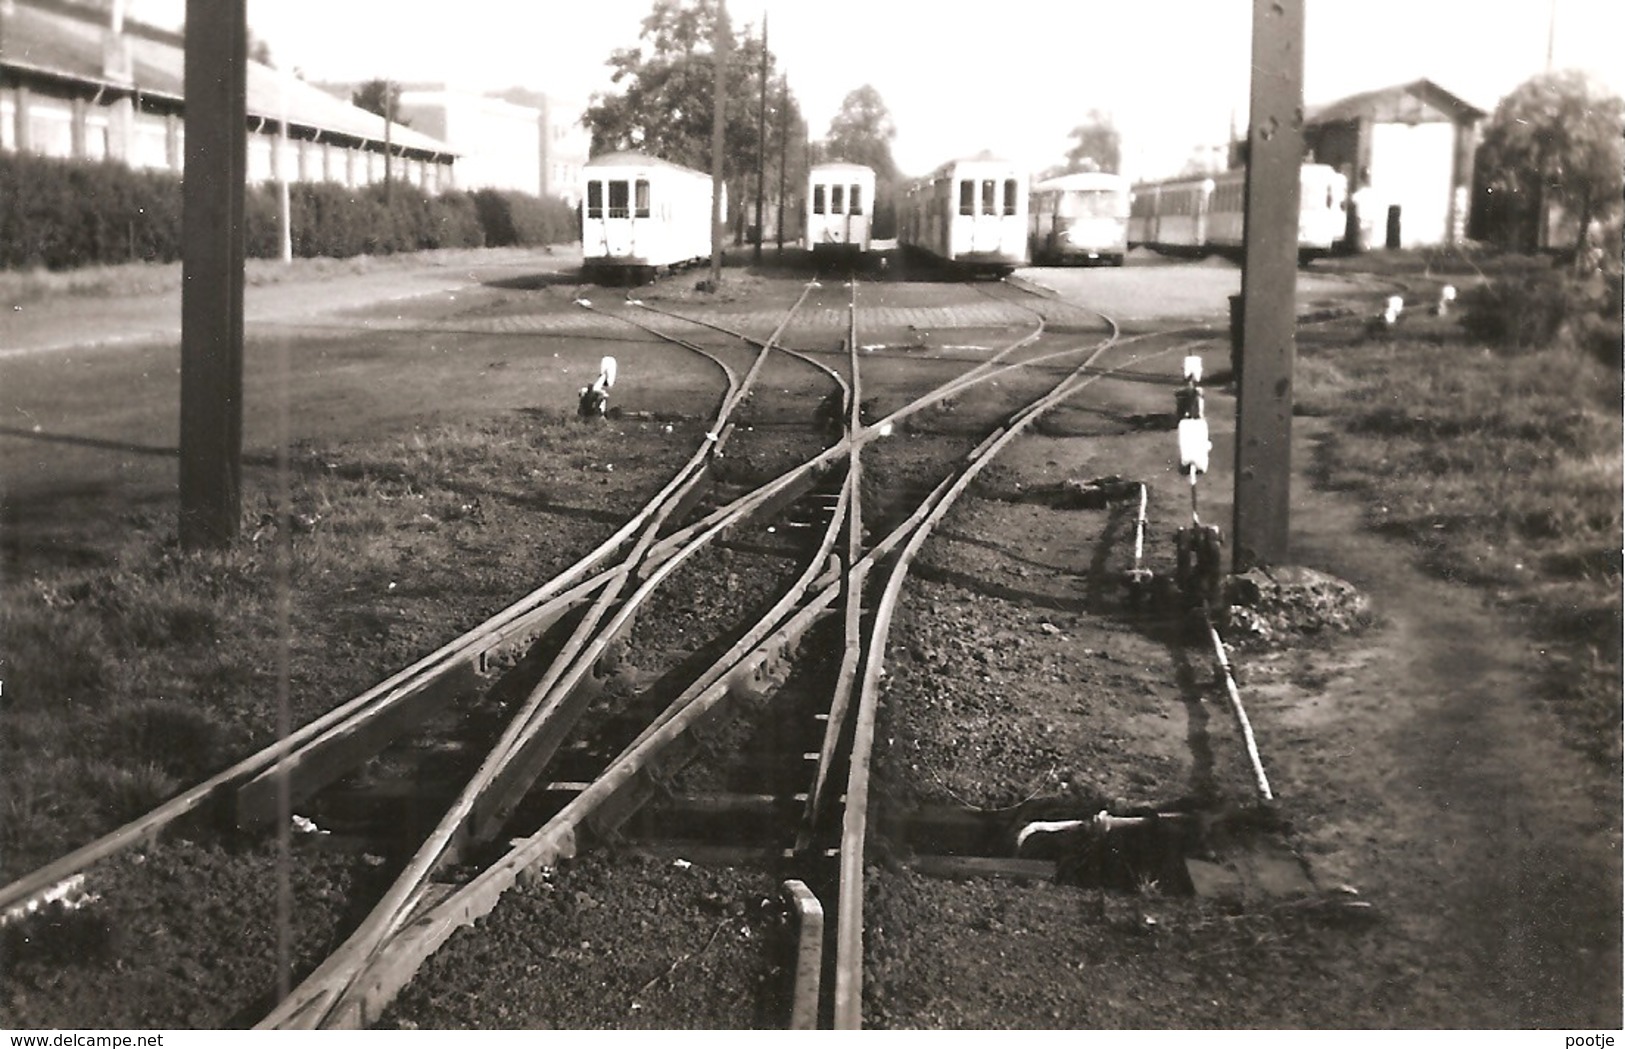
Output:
[1302, 327, 1622, 767]
[0, 411, 693, 880]
[0, 246, 566, 306]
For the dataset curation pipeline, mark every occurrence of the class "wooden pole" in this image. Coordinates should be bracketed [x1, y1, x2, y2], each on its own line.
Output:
[709, 0, 729, 285]
[776, 75, 788, 254]
[179, 0, 247, 548]
[753, 15, 768, 263]
[1232, 0, 1303, 571]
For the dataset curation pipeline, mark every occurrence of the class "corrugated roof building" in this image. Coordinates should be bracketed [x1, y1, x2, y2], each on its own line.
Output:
[0, 0, 458, 190]
[1303, 78, 1486, 250]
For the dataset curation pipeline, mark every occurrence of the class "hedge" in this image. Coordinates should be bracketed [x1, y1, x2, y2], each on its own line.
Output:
[1, 152, 575, 270]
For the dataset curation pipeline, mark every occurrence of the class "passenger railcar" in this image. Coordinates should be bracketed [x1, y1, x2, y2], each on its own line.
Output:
[900, 155, 1029, 276]
[581, 151, 720, 281]
[807, 162, 876, 256]
[1028, 171, 1130, 266]
[1128, 163, 1348, 261]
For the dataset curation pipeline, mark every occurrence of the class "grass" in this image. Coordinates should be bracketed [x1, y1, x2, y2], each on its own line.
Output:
[1298, 320, 1623, 768]
[0, 245, 575, 306]
[0, 410, 692, 881]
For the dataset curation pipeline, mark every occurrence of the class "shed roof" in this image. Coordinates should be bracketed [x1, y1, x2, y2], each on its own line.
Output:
[1, 0, 456, 156]
[1306, 78, 1486, 126]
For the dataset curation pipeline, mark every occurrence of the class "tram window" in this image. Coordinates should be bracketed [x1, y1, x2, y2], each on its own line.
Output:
[814, 185, 826, 215]
[1004, 179, 1018, 216]
[849, 185, 863, 215]
[959, 180, 974, 216]
[607, 180, 630, 218]
[586, 181, 603, 219]
[831, 184, 845, 213]
[635, 179, 650, 218]
[981, 180, 996, 215]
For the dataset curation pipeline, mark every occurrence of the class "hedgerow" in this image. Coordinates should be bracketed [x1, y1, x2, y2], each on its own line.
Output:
[0, 152, 574, 270]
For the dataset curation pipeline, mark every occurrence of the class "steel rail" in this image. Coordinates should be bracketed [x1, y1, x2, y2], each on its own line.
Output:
[262, 284, 833, 1029]
[286, 348, 1041, 1029]
[271, 280, 1078, 1029]
[831, 291, 1130, 1029]
[0, 350, 745, 917]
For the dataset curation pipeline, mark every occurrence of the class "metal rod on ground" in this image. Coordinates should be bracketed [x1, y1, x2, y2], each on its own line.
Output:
[1206, 614, 1273, 801]
[1133, 482, 1147, 574]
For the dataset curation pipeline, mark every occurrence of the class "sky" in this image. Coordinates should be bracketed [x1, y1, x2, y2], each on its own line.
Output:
[126, 0, 1625, 180]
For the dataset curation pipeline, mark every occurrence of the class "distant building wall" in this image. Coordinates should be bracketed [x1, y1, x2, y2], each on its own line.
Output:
[3, 0, 456, 190]
[539, 95, 589, 206]
[399, 89, 541, 195]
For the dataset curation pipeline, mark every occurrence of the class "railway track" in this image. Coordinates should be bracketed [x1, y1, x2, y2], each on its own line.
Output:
[2, 266, 1292, 1029]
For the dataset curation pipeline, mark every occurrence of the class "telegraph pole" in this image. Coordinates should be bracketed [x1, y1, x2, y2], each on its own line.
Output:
[776, 74, 789, 254]
[1232, 0, 1303, 571]
[753, 15, 768, 263]
[179, 0, 247, 548]
[709, 0, 729, 284]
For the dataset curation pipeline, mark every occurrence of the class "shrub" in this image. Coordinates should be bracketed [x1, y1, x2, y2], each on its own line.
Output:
[471, 188, 578, 247]
[0, 154, 525, 270]
[1459, 258, 1620, 357]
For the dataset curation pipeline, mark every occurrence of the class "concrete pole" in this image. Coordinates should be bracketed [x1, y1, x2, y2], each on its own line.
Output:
[1232, 0, 1303, 571]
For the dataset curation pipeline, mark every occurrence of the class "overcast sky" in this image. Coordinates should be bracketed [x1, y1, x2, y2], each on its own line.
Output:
[127, 0, 1625, 180]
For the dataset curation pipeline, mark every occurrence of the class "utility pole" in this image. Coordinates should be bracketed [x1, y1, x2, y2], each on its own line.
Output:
[179, 0, 247, 548]
[709, 0, 728, 285]
[776, 74, 789, 254]
[753, 15, 768, 263]
[1232, 0, 1303, 572]
[277, 63, 292, 263]
[383, 84, 394, 205]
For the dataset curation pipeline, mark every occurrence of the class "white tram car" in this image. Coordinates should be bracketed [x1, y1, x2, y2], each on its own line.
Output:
[900, 155, 1029, 276]
[1128, 163, 1348, 261]
[581, 151, 721, 281]
[806, 162, 876, 256]
[1028, 171, 1130, 266]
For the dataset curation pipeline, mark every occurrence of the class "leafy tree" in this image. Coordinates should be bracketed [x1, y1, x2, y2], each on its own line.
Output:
[351, 79, 411, 127]
[820, 85, 900, 238]
[1061, 111, 1121, 175]
[1476, 70, 1623, 257]
[584, 0, 805, 237]
[824, 85, 899, 181]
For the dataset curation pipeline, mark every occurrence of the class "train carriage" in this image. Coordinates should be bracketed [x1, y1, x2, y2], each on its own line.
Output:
[807, 162, 876, 257]
[581, 151, 720, 282]
[1127, 163, 1349, 261]
[900, 155, 1029, 276]
[1029, 171, 1130, 266]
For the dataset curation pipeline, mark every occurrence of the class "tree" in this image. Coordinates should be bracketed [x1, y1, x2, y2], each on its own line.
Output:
[351, 79, 410, 128]
[1476, 70, 1623, 257]
[583, 0, 805, 238]
[1060, 111, 1121, 175]
[824, 85, 899, 181]
[820, 85, 900, 238]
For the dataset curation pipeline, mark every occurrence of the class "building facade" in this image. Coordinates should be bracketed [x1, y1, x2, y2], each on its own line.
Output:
[1, 0, 457, 190]
[1303, 79, 1485, 250]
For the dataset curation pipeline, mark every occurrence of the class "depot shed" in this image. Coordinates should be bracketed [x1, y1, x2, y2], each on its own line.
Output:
[1303, 78, 1485, 250]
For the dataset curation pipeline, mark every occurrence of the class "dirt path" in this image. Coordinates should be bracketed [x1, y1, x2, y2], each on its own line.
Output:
[1277, 419, 1622, 1027]
[0, 247, 583, 357]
